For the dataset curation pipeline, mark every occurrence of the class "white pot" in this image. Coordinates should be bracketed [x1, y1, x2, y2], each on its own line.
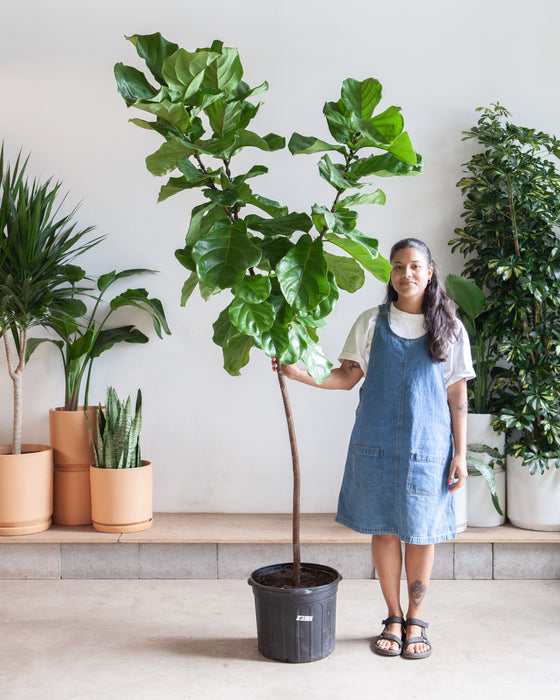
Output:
[507, 456, 560, 531]
[455, 482, 468, 533]
[466, 414, 506, 527]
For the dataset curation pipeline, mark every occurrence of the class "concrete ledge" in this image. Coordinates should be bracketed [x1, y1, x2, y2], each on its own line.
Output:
[2, 513, 559, 544]
[1, 514, 559, 580]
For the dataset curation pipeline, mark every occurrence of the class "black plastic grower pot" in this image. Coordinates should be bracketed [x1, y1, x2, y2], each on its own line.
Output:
[248, 562, 342, 663]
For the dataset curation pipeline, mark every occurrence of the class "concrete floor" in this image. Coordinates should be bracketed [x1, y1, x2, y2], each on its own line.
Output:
[1, 579, 558, 700]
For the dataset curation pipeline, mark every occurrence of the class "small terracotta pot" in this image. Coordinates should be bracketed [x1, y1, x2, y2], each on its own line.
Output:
[89, 460, 153, 533]
[50, 407, 98, 526]
[0, 444, 53, 536]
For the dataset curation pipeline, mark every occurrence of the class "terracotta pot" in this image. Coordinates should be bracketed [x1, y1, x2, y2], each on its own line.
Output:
[50, 407, 97, 526]
[0, 444, 53, 536]
[90, 460, 153, 533]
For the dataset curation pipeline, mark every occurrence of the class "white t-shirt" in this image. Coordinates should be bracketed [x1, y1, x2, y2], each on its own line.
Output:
[339, 303, 475, 388]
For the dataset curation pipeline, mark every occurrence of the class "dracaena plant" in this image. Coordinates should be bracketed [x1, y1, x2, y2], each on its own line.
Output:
[450, 103, 560, 474]
[31, 264, 171, 411]
[115, 33, 422, 583]
[0, 145, 98, 454]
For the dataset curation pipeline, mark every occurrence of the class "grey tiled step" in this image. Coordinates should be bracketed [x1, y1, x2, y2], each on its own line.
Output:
[1, 514, 558, 580]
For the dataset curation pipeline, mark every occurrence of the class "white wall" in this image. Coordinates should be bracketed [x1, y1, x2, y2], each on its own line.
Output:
[1, 0, 559, 512]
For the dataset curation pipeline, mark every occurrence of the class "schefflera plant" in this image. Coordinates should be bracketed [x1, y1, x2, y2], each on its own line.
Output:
[115, 33, 422, 584]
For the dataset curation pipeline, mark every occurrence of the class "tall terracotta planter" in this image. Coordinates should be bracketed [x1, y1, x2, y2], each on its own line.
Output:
[89, 460, 153, 533]
[50, 407, 98, 526]
[0, 444, 53, 535]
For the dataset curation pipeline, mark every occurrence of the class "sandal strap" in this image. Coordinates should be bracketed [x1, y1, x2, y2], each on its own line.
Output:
[405, 618, 429, 629]
[382, 616, 405, 626]
[378, 631, 403, 645]
[404, 635, 432, 650]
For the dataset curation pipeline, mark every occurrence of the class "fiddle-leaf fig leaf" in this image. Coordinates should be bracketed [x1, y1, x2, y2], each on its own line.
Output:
[192, 219, 261, 289]
[276, 235, 330, 312]
[324, 252, 365, 292]
[340, 78, 382, 119]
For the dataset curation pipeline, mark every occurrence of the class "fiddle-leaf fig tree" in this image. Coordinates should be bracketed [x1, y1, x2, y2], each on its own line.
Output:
[115, 33, 422, 583]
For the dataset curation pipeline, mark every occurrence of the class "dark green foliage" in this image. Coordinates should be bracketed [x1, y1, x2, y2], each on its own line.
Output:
[115, 34, 422, 384]
[450, 104, 560, 473]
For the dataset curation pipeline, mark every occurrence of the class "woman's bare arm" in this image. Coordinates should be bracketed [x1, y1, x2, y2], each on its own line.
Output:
[272, 358, 364, 390]
[446, 378, 468, 492]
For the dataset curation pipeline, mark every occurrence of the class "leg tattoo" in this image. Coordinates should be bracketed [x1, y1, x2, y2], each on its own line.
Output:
[409, 579, 427, 609]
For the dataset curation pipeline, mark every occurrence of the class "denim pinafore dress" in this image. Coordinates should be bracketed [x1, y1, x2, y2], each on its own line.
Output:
[335, 303, 456, 544]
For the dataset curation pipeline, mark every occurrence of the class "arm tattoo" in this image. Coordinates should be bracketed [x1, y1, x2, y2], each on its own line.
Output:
[409, 579, 427, 609]
[457, 400, 468, 417]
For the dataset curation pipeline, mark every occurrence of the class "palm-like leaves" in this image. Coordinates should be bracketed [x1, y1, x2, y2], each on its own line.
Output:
[0, 144, 98, 453]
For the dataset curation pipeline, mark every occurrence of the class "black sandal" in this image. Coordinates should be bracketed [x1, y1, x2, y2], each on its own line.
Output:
[402, 618, 432, 659]
[373, 616, 405, 657]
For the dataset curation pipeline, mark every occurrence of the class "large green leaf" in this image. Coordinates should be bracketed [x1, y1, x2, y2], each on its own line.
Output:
[114, 63, 157, 105]
[247, 193, 288, 218]
[146, 140, 198, 176]
[445, 274, 485, 323]
[387, 131, 417, 166]
[312, 205, 357, 235]
[276, 235, 330, 312]
[162, 49, 220, 101]
[132, 98, 191, 131]
[340, 78, 382, 119]
[126, 32, 179, 85]
[185, 203, 229, 246]
[336, 190, 386, 208]
[349, 152, 423, 178]
[302, 339, 333, 384]
[288, 133, 346, 155]
[109, 288, 171, 338]
[232, 274, 271, 302]
[192, 220, 262, 289]
[245, 212, 313, 237]
[323, 101, 353, 144]
[206, 99, 243, 137]
[232, 130, 286, 154]
[229, 296, 275, 336]
[180, 272, 198, 306]
[318, 154, 358, 190]
[212, 307, 253, 375]
[325, 231, 391, 283]
[324, 252, 365, 292]
[201, 43, 244, 94]
[90, 326, 148, 359]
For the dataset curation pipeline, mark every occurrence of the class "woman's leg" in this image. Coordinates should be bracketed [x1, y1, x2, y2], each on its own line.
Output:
[403, 543, 434, 654]
[371, 534, 404, 652]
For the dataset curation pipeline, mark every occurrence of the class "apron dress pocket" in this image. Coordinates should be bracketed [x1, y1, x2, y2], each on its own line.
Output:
[406, 452, 447, 497]
[352, 445, 383, 488]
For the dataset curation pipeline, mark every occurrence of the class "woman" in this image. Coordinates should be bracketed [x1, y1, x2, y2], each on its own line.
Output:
[273, 238, 474, 659]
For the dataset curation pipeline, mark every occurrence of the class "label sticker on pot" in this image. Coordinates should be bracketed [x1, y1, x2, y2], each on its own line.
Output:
[296, 615, 313, 622]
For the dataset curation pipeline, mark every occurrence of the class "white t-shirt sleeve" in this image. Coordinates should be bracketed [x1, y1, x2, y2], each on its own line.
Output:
[444, 319, 476, 387]
[338, 307, 378, 375]
[339, 304, 475, 388]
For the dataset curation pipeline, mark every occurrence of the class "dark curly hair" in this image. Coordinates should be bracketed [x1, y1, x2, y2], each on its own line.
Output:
[386, 238, 458, 362]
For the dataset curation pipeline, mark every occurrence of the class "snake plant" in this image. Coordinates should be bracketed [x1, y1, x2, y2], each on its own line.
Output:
[91, 387, 142, 468]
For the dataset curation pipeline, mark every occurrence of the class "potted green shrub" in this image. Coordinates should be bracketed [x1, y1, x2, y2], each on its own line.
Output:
[445, 274, 505, 526]
[115, 33, 422, 661]
[40, 263, 171, 525]
[0, 144, 96, 535]
[450, 103, 560, 530]
[88, 386, 153, 533]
